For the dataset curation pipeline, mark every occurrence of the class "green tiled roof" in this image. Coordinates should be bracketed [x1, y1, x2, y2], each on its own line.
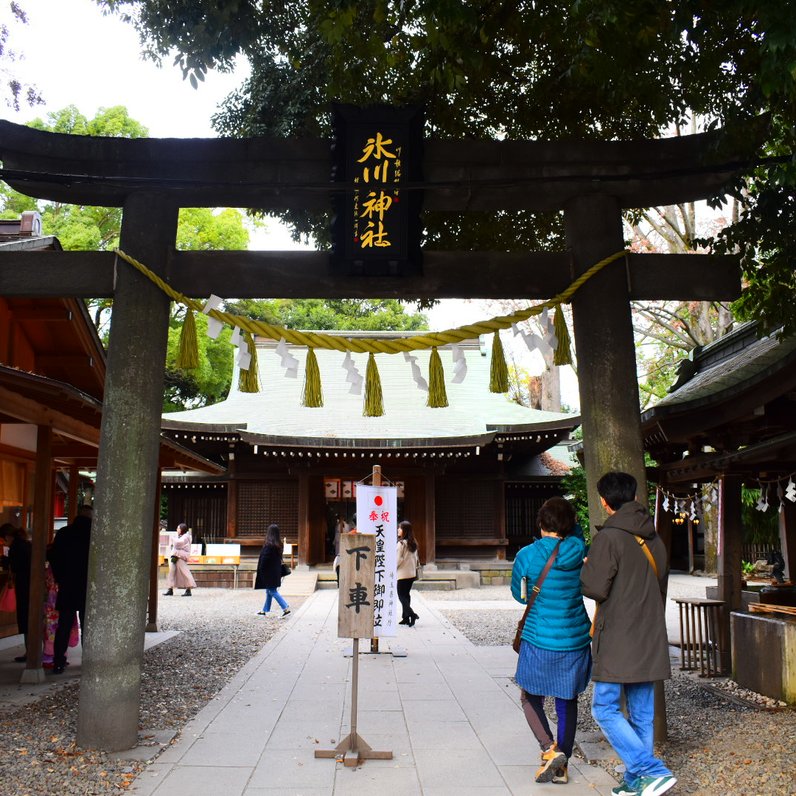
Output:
[163, 336, 579, 445]
[644, 326, 796, 418]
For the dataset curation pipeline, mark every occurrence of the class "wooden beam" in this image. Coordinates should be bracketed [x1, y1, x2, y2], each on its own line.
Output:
[0, 250, 741, 301]
[37, 354, 97, 370]
[9, 307, 73, 321]
[21, 424, 51, 683]
[0, 385, 100, 444]
[0, 119, 760, 211]
[717, 475, 743, 674]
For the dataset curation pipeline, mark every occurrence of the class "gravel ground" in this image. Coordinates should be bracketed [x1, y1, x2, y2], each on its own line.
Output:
[0, 588, 304, 796]
[1, 584, 794, 796]
[432, 587, 796, 796]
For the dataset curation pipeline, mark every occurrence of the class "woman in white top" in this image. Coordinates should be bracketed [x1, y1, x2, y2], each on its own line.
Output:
[164, 523, 197, 597]
[396, 520, 420, 626]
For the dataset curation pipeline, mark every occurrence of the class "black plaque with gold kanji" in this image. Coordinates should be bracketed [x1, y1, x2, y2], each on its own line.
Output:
[330, 104, 423, 277]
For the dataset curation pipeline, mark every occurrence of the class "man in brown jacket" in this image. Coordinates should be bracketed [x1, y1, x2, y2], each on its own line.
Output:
[581, 472, 676, 796]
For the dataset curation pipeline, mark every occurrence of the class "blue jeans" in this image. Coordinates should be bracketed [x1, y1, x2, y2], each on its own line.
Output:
[591, 681, 672, 786]
[262, 588, 288, 613]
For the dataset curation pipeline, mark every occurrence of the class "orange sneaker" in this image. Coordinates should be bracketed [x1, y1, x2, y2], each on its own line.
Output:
[552, 764, 569, 784]
[535, 743, 567, 783]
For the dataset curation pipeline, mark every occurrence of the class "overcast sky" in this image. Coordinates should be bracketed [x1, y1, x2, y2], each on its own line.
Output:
[4, 0, 247, 136]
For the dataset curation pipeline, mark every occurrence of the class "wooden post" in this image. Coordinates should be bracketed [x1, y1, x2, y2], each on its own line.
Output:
[564, 195, 647, 529]
[496, 479, 507, 560]
[424, 470, 436, 567]
[67, 464, 79, 522]
[297, 470, 310, 567]
[780, 500, 796, 581]
[717, 474, 743, 675]
[316, 531, 391, 766]
[20, 424, 51, 684]
[225, 454, 237, 540]
[76, 192, 178, 752]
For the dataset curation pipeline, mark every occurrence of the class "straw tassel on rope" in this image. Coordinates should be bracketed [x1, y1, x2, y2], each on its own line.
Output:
[176, 307, 199, 370]
[363, 352, 384, 417]
[238, 331, 260, 393]
[427, 347, 449, 408]
[302, 348, 324, 407]
[489, 332, 509, 393]
[552, 305, 573, 366]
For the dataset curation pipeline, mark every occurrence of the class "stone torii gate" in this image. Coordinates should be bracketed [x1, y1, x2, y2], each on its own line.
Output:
[0, 119, 748, 750]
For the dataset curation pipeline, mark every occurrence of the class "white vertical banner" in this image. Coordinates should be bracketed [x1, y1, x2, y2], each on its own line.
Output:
[356, 484, 398, 637]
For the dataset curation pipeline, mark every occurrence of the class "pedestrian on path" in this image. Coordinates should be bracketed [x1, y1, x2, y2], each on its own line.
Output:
[511, 496, 592, 784]
[48, 504, 92, 674]
[397, 520, 420, 626]
[164, 523, 196, 597]
[254, 523, 290, 617]
[581, 471, 676, 796]
[2, 523, 31, 662]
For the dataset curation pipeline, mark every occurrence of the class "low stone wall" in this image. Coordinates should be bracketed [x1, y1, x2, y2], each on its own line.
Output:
[731, 611, 796, 704]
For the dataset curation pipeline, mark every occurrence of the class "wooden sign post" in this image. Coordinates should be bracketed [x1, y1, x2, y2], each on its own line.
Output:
[315, 529, 392, 766]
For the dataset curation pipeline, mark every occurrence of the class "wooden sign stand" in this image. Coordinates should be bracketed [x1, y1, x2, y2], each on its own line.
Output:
[370, 465, 382, 655]
[315, 469, 392, 766]
[314, 632, 393, 766]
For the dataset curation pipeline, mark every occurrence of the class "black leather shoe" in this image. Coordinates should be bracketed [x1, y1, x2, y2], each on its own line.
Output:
[399, 619, 409, 625]
[163, 589, 173, 596]
[13, 655, 26, 663]
[52, 664, 65, 675]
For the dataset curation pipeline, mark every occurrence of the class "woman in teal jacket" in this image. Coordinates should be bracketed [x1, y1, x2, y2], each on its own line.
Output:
[511, 496, 591, 784]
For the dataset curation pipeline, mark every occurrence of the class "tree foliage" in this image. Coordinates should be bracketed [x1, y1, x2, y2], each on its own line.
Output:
[0, 1, 43, 111]
[97, 0, 796, 332]
[224, 298, 427, 332]
[0, 105, 260, 410]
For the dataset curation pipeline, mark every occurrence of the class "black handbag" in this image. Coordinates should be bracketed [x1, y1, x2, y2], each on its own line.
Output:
[280, 562, 291, 577]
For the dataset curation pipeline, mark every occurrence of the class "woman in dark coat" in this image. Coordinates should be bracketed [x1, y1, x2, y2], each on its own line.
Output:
[2, 524, 32, 662]
[254, 524, 290, 617]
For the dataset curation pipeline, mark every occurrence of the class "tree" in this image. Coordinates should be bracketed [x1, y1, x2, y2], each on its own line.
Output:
[164, 312, 233, 412]
[0, 1, 43, 111]
[98, 1, 796, 332]
[224, 298, 427, 332]
[0, 105, 259, 410]
[626, 162, 739, 407]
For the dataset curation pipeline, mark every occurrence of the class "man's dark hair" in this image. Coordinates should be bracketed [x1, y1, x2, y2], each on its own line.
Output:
[537, 496, 576, 537]
[596, 471, 637, 511]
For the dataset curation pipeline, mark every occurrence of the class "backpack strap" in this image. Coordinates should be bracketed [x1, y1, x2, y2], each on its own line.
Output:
[634, 534, 659, 578]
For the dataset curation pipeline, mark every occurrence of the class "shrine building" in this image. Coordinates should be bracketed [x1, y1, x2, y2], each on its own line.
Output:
[160, 334, 580, 568]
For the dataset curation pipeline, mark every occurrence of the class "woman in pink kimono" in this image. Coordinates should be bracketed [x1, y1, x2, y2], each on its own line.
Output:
[163, 523, 197, 597]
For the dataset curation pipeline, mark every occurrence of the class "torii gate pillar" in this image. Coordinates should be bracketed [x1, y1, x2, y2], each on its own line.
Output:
[76, 193, 177, 751]
[565, 195, 647, 525]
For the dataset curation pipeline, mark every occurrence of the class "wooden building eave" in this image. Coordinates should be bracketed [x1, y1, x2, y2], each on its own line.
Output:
[655, 430, 796, 484]
[158, 437, 226, 474]
[0, 365, 223, 474]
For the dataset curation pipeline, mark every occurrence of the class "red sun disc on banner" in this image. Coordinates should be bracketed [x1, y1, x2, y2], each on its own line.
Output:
[374, 495, 383, 506]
